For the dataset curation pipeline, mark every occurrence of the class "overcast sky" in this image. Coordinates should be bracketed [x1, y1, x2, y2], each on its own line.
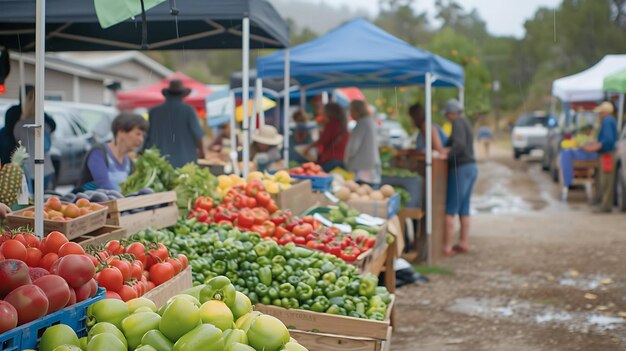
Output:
[303, 0, 562, 37]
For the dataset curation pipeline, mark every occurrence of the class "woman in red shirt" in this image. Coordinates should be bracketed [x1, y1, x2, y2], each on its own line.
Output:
[304, 102, 349, 172]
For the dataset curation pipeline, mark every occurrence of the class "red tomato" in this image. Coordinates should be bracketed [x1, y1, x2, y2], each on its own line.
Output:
[245, 180, 264, 197]
[67, 288, 77, 306]
[105, 290, 122, 300]
[96, 267, 124, 292]
[255, 191, 272, 207]
[145, 281, 156, 292]
[237, 210, 256, 228]
[39, 253, 59, 271]
[57, 242, 85, 257]
[109, 259, 132, 282]
[252, 207, 269, 224]
[0, 300, 17, 333]
[194, 196, 213, 212]
[4, 284, 49, 325]
[117, 284, 137, 302]
[105, 240, 125, 255]
[28, 267, 50, 282]
[146, 243, 168, 269]
[74, 279, 97, 302]
[0, 252, 4, 262]
[166, 257, 182, 275]
[292, 223, 314, 237]
[57, 255, 96, 288]
[0, 259, 31, 297]
[177, 254, 189, 270]
[1, 239, 27, 261]
[289, 166, 304, 175]
[265, 202, 279, 214]
[274, 226, 290, 238]
[85, 254, 99, 268]
[149, 262, 175, 286]
[42, 231, 69, 254]
[25, 247, 43, 267]
[22, 233, 41, 249]
[131, 261, 143, 280]
[132, 280, 145, 297]
[126, 242, 147, 266]
[302, 216, 315, 225]
[293, 236, 306, 245]
[33, 275, 71, 313]
[251, 225, 269, 238]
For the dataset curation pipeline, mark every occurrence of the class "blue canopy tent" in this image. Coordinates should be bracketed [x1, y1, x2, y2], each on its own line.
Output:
[256, 18, 464, 263]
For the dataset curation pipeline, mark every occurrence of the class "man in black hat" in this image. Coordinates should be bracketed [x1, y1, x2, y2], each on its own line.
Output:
[145, 79, 205, 168]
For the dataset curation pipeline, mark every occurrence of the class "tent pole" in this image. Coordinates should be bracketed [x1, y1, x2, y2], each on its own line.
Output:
[251, 81, 258, 133]
[256, 78, 265, 127]
[321, 91, 329, 104]
[241, 16, 250, 178]
[618, 93, 625, 132]
[459, 87, 464, 108]
[283, 49, 290, 165]
[19, 55, 25, 102]
[33, 0, 46, 238]
[228, 90, 239, 175]
[425, 73, 433, 266]
[300, 88, 306, 109]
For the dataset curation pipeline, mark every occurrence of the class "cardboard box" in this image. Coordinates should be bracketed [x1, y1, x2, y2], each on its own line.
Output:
[5, 206, 108, 240]
[255, 295, 394, 351]
[73, 225, 126, 248]
[102, 192, 179, 236]
[143, 266, 193, 307]
[347, 193, 400, 219]
[271, 179, 318, 216]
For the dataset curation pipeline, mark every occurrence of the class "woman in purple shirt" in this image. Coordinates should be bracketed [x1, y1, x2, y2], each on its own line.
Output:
[78, 113, 148, 191]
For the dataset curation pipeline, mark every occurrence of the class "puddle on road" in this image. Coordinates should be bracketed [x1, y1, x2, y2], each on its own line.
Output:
[447, 296, 625, 337]
[472, 161, 534, 214]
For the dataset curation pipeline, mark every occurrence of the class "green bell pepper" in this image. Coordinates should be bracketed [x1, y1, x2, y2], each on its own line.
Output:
[326, 304, 342, 315]
[87, 322, 127, 349]
[260, 295, 271, 305]
[313, 287, 325, 298]
[255, 283, 269, 297]
[271, 264, 284, 277]
[211, 260, 227, 275]
[200, 276, 237, 308]
[271, 255, 287, 266]
[258, 266, 272, 286]
[311, 296, 329, 312]
[296, 283, 313, 300]
[268, 287, 280, 300]
[375, 287, 392, 304]
[300, 274, 316, 287]
[222, 329, 248, 348]
[287, 275, 300, 286]
[346, 281, 360, 296]
[359, 274, 378, 297]
[322, 272, 337, 283]
[87, 333, 126, 351]
[325, 285, 346, 298]
[87, 299, 130, 330]
[336, 276, 349, 288]
[142, 330, 174, 351]
[121, 312, 161, 350]
[256, 256, 271, 267]
[368, 312, 385, 321]
[254, 242, 272, 257]
[279, 283, 296, 298]
[173, 324, 224, 351]
[159, 298, 201, 341]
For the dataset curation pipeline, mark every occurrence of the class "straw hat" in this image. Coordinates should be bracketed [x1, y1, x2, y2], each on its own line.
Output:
[162, 79, 191, 97]
[252, 125, 283, 146]
[593, 101, 614, 115]
[443, 99, 463, 115]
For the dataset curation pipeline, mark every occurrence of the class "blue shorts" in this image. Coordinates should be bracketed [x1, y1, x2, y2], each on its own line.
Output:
[446, 163, 478, 216]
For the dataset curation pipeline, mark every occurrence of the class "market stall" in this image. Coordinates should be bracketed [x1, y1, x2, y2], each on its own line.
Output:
[257, 18, 464, 263]
[603, 69, 626, 131]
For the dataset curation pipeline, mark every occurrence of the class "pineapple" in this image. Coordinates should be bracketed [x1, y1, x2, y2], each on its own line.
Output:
[0, 143, 28, 205]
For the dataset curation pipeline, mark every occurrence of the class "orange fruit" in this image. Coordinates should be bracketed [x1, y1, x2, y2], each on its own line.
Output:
[46, 196, 63, 212]
[75, 198, 91, 208]
[63, 204, 80, 218]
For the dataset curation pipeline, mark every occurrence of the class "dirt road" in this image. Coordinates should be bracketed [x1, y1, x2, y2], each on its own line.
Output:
[392, 146, 626, 351]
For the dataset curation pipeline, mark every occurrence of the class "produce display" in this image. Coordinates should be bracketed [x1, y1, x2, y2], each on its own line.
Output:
[120, 148, 178, 195]
[288, 162, 327, 176]
[187, 183, 380, 262]
[129, 222, 393, 320]
[31, 280, 309, 351]
[0, 144, 27, 206]
[0, 230, 99, 331]
[83, 239, 189, 301]
[334, 180, 396, 202]
[381, 167, 419, 178]
[18, 196, 105, 221]
[218, 171, 293, 195]
[56, 188, 154, 204]
[174, 163, 220, 211]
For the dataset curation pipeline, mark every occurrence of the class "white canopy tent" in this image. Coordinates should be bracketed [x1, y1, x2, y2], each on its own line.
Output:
[552, 55, 626, 103]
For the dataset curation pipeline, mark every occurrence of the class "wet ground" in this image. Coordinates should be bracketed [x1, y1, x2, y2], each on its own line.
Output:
[392, 144, 626, 351]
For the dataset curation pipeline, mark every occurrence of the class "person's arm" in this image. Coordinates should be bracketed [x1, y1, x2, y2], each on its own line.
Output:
[345, 121, 365, 162]
[187, 108, 206, 159]
[446, 120, 467, 157]
[86, 148, 115, 190]
[305, 124, 332, 153]
[0, 202, 11, 220]
[431, 127, 445, 154]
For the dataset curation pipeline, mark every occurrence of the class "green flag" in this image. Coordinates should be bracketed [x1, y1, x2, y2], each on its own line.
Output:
[94, 0, 166, 28]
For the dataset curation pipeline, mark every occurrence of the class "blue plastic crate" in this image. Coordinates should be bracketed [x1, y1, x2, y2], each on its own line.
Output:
[0, 288, 105, 351]
[290, 174, 333, 191]
[386, 193, 400, 218]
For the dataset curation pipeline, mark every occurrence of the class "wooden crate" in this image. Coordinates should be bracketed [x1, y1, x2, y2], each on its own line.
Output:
[103, 192, 179, 236]
[72, 226, 126, 249]
[143, 266, 193, 307]
[255, 296, 394, 351]
[5, 206, 108, 240]
[347, 193, 400, 219]
[271, 179, 317, 215]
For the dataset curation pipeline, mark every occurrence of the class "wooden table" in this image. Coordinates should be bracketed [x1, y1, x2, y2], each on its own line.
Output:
[391, 151, 448, 263]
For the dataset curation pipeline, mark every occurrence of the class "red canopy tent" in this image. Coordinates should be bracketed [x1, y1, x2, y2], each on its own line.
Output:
[116, 73, 212, 117]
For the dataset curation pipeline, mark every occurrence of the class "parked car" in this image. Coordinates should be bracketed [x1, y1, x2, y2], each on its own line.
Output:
[542, 110, 598, 182]
[511, 111, 550, 159]
[615, 126, 626, 211]
[0, 100, 117, 186]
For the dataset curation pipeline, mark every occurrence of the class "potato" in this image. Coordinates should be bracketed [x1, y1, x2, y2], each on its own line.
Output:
[361, 184, 373, 194]
[370, 190, 384, 201]
[349, 193, 361, 201]
[335, 187, 351, 201]
[380, 184, 395, 198]
[346, 180, 359, 191]
[356, 187, 369, 196]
